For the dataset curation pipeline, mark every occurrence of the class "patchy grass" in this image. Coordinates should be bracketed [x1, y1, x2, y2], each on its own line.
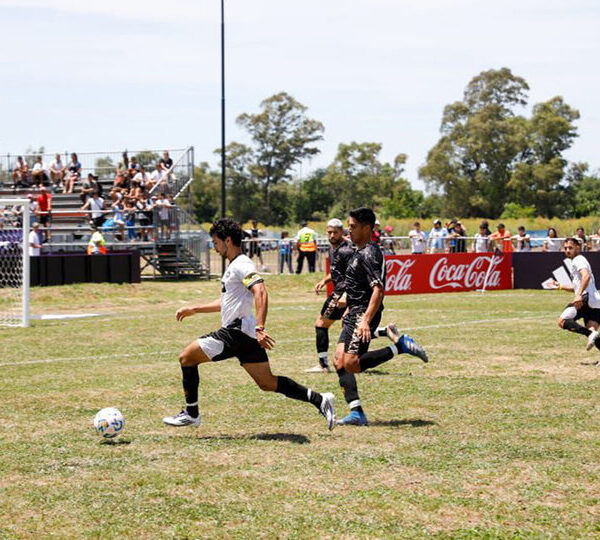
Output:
[2, 277, 600, 538]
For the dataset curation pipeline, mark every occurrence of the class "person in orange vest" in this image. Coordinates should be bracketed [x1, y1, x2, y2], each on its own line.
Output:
[294, 220, 318, 274]
[489, 223, 513, 252]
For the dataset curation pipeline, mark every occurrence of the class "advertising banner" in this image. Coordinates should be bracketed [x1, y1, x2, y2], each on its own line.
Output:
[384, 252, 512, 295]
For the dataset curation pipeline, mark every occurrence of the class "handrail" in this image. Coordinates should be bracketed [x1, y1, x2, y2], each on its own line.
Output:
[148, 146, 193, 197]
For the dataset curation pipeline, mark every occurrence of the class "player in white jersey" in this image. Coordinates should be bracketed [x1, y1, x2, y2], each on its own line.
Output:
[162, 218, 336, 429]
[551, 237, 600, 355]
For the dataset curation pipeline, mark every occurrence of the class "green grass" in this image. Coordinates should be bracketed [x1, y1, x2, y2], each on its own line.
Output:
[2, 276, 600, 538]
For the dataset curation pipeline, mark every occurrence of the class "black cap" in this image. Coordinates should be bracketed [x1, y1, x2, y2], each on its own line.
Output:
[88, 173, 99, 180]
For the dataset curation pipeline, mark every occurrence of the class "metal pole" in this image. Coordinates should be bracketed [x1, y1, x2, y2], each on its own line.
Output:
[22, 200, 30, 327]
[220, 0, 226, 275]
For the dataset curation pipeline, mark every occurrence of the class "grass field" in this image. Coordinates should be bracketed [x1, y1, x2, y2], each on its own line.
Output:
[2, 275, 600, 538]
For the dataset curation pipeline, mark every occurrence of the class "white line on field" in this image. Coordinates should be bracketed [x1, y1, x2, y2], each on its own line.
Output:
[1, 314, 553, 367]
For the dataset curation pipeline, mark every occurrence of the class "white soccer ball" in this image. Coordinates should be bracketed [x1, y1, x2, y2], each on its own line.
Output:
[93, 407, 125, 439]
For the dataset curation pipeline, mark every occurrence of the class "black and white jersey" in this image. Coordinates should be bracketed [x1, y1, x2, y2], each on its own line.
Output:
[330, 238, 355, 293]
[345, 241, 385, 311]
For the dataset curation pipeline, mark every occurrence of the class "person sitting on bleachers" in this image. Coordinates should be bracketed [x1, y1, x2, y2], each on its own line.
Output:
[12, 156, 29, 188]
[132, 166, 150, 190]
[127, 156, 140, 178]
[31, 156, 49, 187]
[148, 162, 165, 191]
[80, 173, 101, 204]
[64, 153, 81, 194]
[49, 154, 66, 192]
[81, 191, 106, 229]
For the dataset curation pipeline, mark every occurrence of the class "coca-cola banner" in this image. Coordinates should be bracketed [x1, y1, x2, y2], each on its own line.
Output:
[385, 253, 512, 295]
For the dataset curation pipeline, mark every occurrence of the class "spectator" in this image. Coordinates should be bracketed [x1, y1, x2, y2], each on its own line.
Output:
[124, 199, 137, 241]
[111, 200, 126, 241]
[133, 165, 150, 190]
[428, 219, 448, 253]
[408, 221, 426, 254]
[64, 153, 81, 194]
[28, 222, 42, 257]
[12, 156, 30, 188]
[247, 218, 266, 270]
[82, 191, 106, 229]
[472, 223, 490, 253]
[543, 227, 561, 252]
[480, 220, 492, 236]
[575, 227, 589, 251]
[136, 194, 153, 241]
[49, 153, 66, 191]
[490, 223, 512, 252]
[294, 220, 318, 274]
[148, 162, 165, 191]
[127, 156, 140, 178]
[27, 194, 38, 224]
[35, 186, 52, 241]
[80, 173, 102, 204]
[155, 192, 172, 239]
[87, 224, 107, 255]
[279, 231, 294, 273]
[31, 156, 49, 187]
[371, 219, 382, 244]
[515, 226, 531, 252]
[590, 227, 600, 252]
[449, 220, 467, 253]
[382, 225, 395, 255]
[160, 150, 173, 171]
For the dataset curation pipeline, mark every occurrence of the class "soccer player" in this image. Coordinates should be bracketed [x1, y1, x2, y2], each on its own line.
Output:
[552, 237, 600, 354]
[307, 218, 355, 374]
[334, 207, 429, 426]
[162, 218, 336, 430]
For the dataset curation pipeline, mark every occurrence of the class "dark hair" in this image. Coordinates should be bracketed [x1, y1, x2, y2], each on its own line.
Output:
[349, 207, 376, 229]
[281, 231, 288, 238]
[518, 226, 525, 232]
[564, 237, 581, 247]
[548, 227, 557, 238]
[209, 218, 243, 247]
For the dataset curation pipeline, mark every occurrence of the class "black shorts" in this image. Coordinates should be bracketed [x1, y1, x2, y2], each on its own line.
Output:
[563, 294, 600, 325]
[320, 292, 345, 321]
[249, 242, 261, 257]
[198, 326, 268, 365]
[39, 214, 51, 226]
[338, 307, 383, 356]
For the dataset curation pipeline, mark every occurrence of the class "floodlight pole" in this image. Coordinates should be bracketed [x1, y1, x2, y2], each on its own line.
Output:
[220, 0, 226, 275]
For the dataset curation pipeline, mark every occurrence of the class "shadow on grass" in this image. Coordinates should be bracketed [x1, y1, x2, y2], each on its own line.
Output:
[579, 360, 600, 367]
[369, 419, 436, 428]
[100, 438, 132, 446]
[195, 432, 310, 445]
[363, 369, 390, 376]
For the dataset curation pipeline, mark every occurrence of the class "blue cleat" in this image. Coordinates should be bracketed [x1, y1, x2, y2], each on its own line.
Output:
[337, 410, 368, 426]
[386, 324, 429, 363]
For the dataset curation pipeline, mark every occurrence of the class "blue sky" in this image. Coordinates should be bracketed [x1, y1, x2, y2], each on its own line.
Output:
[0, 0, 598, 190]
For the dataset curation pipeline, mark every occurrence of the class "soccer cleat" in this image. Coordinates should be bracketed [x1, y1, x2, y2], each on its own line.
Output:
[337, 410, 368, 426]
[400, 334, 429, 363]
[586, 329, 599, 351]
[319, 392, 336, 430]
[162, 410, 201, 427]
[305, 364, 331, 373]
[386, 323, 402, 343]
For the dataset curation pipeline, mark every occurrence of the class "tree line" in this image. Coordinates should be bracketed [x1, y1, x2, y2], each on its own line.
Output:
[182, 69, 600, 224]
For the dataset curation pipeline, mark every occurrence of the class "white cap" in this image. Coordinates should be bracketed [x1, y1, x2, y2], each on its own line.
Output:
[327, 218, 343, 228]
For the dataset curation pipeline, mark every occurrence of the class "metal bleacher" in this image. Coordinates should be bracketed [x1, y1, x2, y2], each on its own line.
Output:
[0, 147, 211, 280]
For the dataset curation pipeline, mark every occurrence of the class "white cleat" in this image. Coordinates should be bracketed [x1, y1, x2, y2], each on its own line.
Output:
[305, 364, 331, 373]
[386, 323, 402, 343]
[319, 392, 336, 431]
[162, 410, 201, 427]
[586, 330, 599, 351]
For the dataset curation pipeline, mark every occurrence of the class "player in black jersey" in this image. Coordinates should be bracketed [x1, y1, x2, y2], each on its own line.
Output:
[335, 207, 428, 426]
[306, 218, 355, 373]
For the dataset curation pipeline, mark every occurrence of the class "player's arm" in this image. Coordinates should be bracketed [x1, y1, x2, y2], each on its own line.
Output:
[176, 297, 221, 321]
[315, 273, 332, 293]
[250, 282, 275, 350]
[573, 267, 591, 308]
[357, 284, 384, 341]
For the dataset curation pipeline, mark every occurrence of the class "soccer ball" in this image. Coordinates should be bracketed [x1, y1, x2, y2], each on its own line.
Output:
[93, 407, 125, 439]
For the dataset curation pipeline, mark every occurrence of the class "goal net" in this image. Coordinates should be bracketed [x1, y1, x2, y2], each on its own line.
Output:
[0, 198, 30, 327]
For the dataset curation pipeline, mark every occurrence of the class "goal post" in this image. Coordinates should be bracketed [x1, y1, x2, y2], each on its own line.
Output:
[0, 198, 30, 327]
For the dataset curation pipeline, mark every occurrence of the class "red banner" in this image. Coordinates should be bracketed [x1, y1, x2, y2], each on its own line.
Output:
[384, 252, 512, 295]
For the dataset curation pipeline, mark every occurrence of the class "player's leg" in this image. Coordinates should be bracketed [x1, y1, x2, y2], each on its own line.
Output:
[559, 305, 591, 339]
[360, 323, 429, 366]
[314, 316, 335, 372]
[335, 345, 367, 426]
[584, 312, 600, 351]
[242, 361, 336, 430]
[162, 336, 215, 427]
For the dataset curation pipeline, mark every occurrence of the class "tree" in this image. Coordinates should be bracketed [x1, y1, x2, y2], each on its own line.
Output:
[419, 68, 530, 217]
[192, 162, 220, 223]
[94, 156, 114, 180]
[291, 168, 335, 222]
[568, 163, 600, 218]
[234, 92, 324, 223]
[134, 150, 160, 169]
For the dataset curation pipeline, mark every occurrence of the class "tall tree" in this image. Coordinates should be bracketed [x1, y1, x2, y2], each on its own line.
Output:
[419, 68, 530, 217]
[235, 92, 324, 223]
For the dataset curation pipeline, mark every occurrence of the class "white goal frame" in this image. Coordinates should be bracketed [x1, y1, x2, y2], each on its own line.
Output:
[0, 198, 30, 327]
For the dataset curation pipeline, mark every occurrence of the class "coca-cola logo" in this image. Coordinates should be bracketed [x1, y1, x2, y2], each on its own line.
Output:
[429, 256, 502, 290]
[385, 258, 416, 292]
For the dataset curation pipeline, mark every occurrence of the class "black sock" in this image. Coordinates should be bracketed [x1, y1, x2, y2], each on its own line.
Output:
[562, 319, 591, 336]
[336, 367, 363, 413]
[316, 327, 330, 368]
[181, 365, 199, 418]
[359, 347, 394, 372]
[276, 376, 322, 409]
